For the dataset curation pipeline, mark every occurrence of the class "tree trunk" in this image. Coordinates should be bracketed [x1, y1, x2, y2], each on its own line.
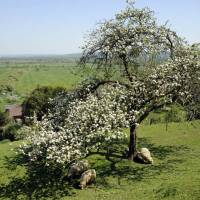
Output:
[128, 123, 137, 160]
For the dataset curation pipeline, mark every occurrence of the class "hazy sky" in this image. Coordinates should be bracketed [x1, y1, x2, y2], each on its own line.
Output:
[0, 0, 199, 55]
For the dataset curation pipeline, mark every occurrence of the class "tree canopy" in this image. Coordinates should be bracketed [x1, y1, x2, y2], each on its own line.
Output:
[80, 1, 183, 81]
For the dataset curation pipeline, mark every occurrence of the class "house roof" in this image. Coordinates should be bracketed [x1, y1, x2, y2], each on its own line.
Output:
[5, 105, 22, 118]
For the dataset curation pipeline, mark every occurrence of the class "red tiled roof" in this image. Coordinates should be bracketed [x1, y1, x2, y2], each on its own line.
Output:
[5, 105, 22, 118]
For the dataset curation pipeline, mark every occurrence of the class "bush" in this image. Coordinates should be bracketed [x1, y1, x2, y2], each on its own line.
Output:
[186, 104, 200, 120]
[4, 123, 21, 141]
[145, 104, 187, 125]
[15, 126, 32, 140]
[164, 104, 186, 123]
[0, 111, 9, 127]
[23, 86, 67, 123]
[0, 128, 4, 141]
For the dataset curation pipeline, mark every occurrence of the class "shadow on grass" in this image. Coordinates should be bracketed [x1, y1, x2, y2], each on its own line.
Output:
[0, 138, 190, 198]
[0, 156, 75, 200]
[90, 138, 189, 189]
[154, 184, 178, 199]
[138, 137, 190, 160]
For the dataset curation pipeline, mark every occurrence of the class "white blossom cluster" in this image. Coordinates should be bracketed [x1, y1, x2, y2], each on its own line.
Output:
[20, 86, 130, 166]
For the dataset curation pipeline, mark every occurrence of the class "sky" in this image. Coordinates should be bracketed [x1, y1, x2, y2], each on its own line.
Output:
[0, 0, 199, 55]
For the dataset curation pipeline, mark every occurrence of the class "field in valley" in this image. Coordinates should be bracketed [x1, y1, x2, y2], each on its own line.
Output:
[0, 57, 83, 111]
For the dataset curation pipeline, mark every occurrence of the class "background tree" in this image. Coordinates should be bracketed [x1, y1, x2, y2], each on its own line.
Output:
[23, 86, 67, 123]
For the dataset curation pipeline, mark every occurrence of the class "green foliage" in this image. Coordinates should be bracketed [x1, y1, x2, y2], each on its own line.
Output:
[0, 128, 3, 141]
[184, 77, 200, 120]
[144, 104, 187, 125]
[3, 123, 21, 141]
[0, 111, 9, 127]
[0, 61, 83, 111]
[23, 86, 67, 122]
[186, 103, 200, 120]
[164, 104, 186, 123]
[0, 84, 14, 93]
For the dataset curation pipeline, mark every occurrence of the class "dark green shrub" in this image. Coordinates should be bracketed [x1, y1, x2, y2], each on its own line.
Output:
[149, 117, 162, 125]
[164, 104, 186, 123]
[4, 123, 21, 141]
[144, 104, 187, 125]
[186, 104, 200, 120]
[0, 111, 9, 127]
[0, 84, 14, 93]
[4, 85, 14, 93]
[23, 86, 67, 123]
[0, 128, 4, 141]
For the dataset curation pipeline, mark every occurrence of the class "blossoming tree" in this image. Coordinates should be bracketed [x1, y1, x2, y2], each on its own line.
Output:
[21, 86, 130, 165]
[79, 1, 200, 159]
[21, 1, 200, 165]
[21, 44, 200, 166]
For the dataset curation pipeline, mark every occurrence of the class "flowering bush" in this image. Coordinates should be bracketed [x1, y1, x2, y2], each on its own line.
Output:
[20, 86, 130, 166]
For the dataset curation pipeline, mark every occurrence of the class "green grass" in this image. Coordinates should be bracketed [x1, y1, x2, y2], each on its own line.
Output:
[0, 121, 200, 200]
[0, 64, 81, 95]
[0, 61, 84, 111]
[0, 140, 26, 186]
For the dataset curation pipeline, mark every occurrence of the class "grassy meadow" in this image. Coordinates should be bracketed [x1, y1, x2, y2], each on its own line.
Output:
[0, 64, 80, 94]
[0, 121, 200, 199]
[0, 57, 83, 111]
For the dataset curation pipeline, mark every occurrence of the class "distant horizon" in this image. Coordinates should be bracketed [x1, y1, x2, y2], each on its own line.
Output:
[0, 52, 82, 57]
